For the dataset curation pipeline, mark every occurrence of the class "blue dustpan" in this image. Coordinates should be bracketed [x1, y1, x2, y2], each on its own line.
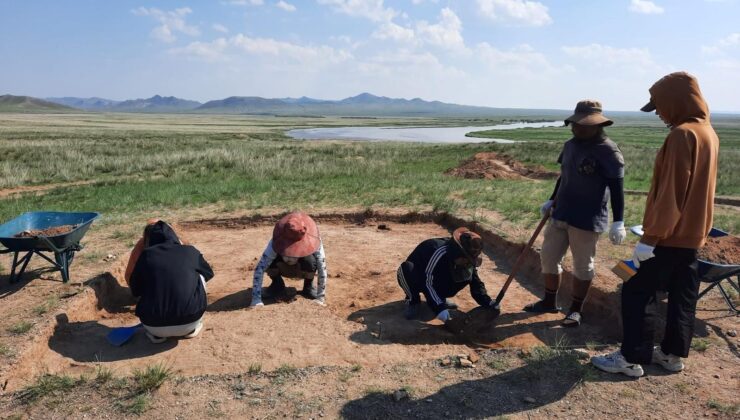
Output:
[107, 323, 142, 346]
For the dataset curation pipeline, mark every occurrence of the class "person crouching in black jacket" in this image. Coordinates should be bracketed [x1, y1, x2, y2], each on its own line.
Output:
[396, 227, 498, 325]
[128, 221, 214, 344]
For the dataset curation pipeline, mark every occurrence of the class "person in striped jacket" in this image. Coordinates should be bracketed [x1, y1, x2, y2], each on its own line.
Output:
[396, 227, 498, 323]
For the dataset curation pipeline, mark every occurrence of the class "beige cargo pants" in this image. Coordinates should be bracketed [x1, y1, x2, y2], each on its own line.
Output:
[540, 219, 601, 280]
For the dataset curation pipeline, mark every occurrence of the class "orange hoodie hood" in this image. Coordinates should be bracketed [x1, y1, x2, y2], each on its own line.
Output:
[648, 72, 709, 127]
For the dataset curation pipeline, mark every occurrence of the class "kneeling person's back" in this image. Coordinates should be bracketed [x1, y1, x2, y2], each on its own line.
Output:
[130, 222, 214, 328]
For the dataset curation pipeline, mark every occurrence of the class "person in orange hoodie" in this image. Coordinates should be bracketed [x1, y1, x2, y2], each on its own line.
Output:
[592, 72, 719, 377]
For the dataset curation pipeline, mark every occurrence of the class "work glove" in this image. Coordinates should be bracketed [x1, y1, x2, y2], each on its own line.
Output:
[436, 309, 451, 322]
[631, 242, 655, 268]
[609, 221, 627, 245]
[540, 200, 554, 218]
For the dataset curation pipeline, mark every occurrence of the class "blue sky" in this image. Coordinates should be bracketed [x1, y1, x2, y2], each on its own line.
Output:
[1, 0, 739, 111]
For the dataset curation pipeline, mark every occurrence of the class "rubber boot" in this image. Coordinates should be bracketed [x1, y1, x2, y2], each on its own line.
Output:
[524, 273, 562, 313]
[563, 276, 592, 327]
[301, 278, 318, 299]
[263, 275, 286, 298]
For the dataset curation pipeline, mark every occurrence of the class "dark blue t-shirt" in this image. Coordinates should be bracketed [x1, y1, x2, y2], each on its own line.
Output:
[552, 136, 624, 233]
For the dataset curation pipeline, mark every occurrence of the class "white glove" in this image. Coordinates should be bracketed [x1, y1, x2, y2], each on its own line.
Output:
[609, 221, 627, 245]
[631, 242, 655, 268]
[436, 309, 450, 322]
[540, 200, 554, 218]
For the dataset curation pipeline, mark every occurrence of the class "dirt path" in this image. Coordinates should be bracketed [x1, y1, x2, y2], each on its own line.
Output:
[0, 180, 97, 198]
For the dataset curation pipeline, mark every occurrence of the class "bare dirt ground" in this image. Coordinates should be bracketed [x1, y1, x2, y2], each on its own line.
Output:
[0, 211, 738, 419]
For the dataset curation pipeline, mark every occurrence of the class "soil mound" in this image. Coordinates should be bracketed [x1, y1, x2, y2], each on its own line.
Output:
[698, 235, 740, 265]
[445, 152, 558, 180]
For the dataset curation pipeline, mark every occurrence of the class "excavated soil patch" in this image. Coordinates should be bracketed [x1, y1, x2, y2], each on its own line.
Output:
[445, 152, 559, 180]
[4, 213, 620, 391]
[698, 235, 740, 265]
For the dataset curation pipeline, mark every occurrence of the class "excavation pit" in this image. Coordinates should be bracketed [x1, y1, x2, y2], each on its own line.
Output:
[4, 212, 622, 391]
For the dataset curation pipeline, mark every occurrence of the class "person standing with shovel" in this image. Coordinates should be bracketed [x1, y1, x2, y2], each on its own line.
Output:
[524, 100, 626, 327]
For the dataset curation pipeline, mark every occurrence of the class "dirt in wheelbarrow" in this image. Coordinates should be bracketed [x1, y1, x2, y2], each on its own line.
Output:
[698, 234, 740, 265]
[14, 224, 78, 238]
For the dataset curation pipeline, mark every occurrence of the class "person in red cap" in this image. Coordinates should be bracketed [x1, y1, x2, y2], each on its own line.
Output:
[526, 100, 626, 328]
[396, 227, 499, 324]
[250, 212, 327, 306]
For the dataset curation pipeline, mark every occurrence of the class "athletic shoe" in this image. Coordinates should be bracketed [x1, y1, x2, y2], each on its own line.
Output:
[145, 331, 167, 344]
[445, 299, 458, 310]
[184, 322, 203, 339]
[652, 346, 684, 372]
[591, 350, 644, 377]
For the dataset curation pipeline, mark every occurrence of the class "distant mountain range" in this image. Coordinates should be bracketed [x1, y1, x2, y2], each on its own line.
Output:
[0, 95, 76, 113]
[46, 95, 201, 112]
[0, 92, 570, 117]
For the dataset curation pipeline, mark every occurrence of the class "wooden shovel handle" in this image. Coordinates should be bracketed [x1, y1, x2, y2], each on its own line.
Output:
[493, 212, 550, 306]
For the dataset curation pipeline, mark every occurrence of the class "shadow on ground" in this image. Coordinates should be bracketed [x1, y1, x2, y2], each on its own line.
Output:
[47, 314, 176, 362]
[207, 287, 299, 311]
[341, 352, 631, 419]
[347, 301, 616, 349]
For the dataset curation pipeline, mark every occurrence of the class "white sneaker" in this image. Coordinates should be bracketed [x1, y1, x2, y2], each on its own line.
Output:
[591, 350, 644, 377]
[652, 346, 684, 372]
[145, 331, 167, 344]
[183, 322, 203, 339]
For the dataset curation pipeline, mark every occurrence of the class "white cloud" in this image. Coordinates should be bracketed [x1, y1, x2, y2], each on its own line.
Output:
[416, 8, 466, 51]
[317, 0, 398, 22]
[702, 32, 740, 54]
[372, 8, 467, 52]
[562, 43, 660, 73]
[276, 1, 296, 12]
[701, 33, 740, 72]
[476, 0, 552, 27]
[132, 7, 200, 43]
[171, 34, 352, 65]
[170, 38, 231, 62]
[372, 21, 416, 43]
[476, 42, 562, 75]
[629, 0, 665, 15]
[213, 23, 229, 33]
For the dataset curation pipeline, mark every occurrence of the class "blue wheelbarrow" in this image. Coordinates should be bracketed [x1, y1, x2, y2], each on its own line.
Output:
[631, 225, 740, 314]
[0, 211, 100, 283]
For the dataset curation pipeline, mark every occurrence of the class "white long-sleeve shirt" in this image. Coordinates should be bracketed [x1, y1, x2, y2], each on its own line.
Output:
[251, 239, 327, 304]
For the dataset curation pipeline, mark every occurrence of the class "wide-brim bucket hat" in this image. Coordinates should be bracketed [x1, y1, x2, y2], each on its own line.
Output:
[565, 100, 613, 127]
[272, 211, 321, 257]
[452, 227, 483, 267]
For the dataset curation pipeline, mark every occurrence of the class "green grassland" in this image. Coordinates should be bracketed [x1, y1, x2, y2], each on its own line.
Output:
[0, 113, 737, 234]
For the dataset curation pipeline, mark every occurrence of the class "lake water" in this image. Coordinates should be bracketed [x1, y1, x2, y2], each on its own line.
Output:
[286, 121, 563, 143]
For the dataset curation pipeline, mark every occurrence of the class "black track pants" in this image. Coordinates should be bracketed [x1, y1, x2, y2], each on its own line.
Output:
[620, 246, 699, 364]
